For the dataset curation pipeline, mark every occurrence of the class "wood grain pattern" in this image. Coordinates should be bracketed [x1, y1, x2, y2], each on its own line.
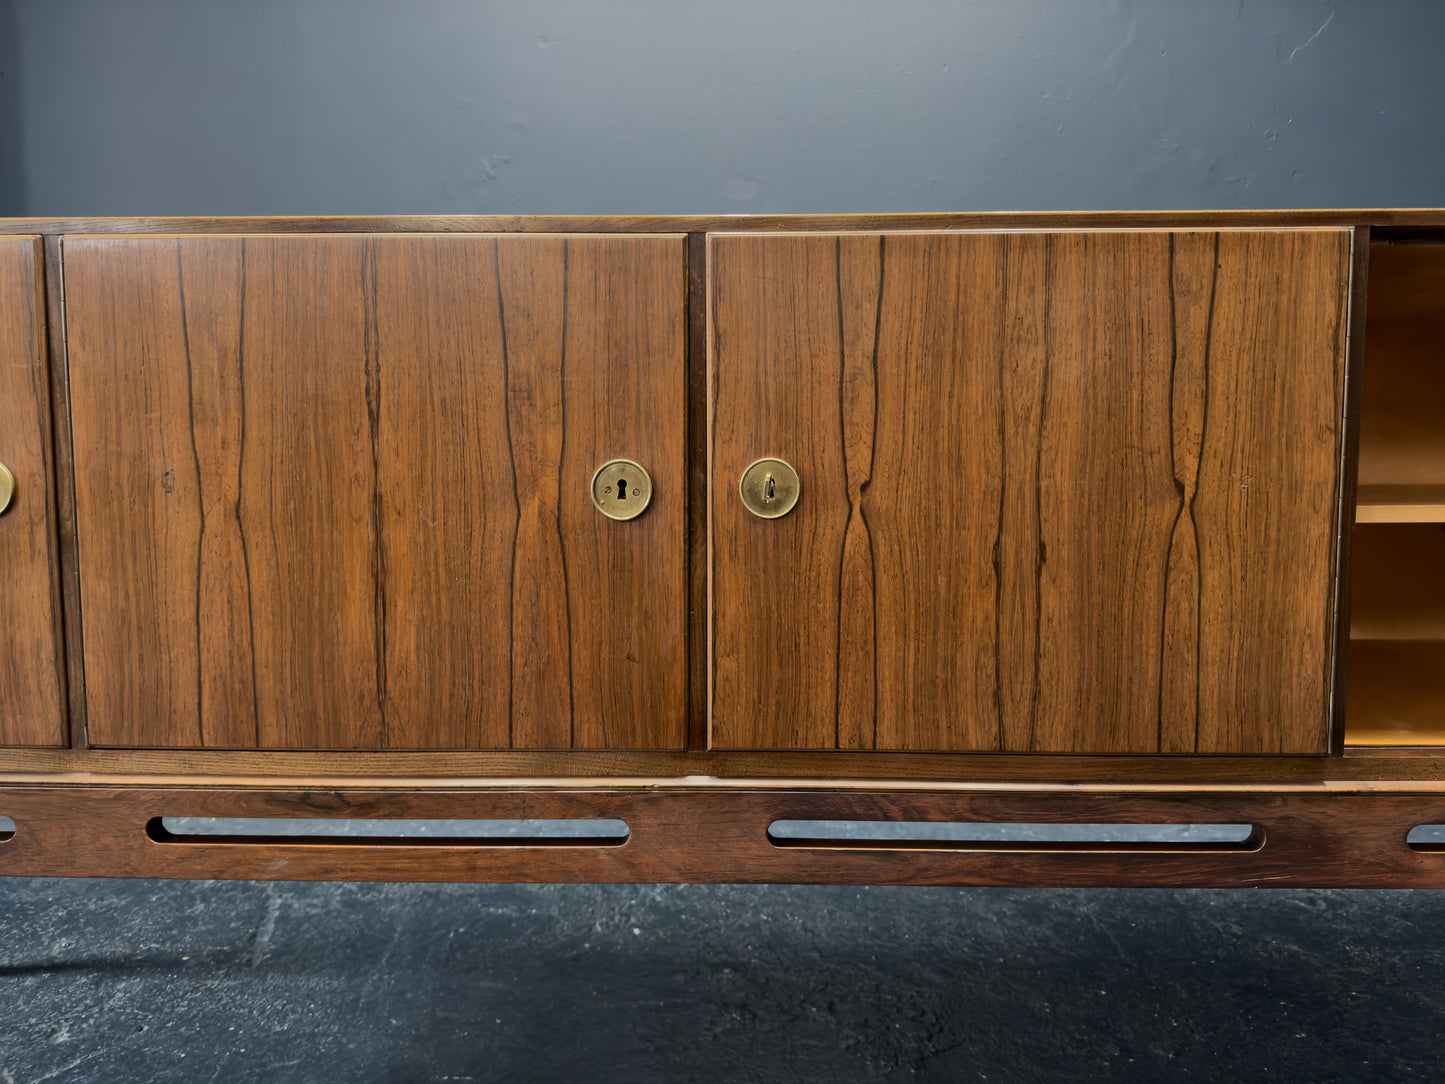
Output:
[9, 783, 1445, 887]
[710, 229, 1351, 754]
[64, 234, 685, 750]
[0, 237, 66, 746]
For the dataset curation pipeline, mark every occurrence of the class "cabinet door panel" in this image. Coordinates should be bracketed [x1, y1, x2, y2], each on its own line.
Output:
[709, 229, 1350, 754]
[66, 234, 685, 750]
[0, 237, 66, 747]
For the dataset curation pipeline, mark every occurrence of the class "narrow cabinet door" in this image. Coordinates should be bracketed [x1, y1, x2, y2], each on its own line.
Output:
[65, 234, 685, 750]
[709, 229, 1351, 754]
[0, 237, 65, 746]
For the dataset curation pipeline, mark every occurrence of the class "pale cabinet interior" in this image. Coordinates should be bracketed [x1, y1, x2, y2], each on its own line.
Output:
[1347, 239, 1445, 746]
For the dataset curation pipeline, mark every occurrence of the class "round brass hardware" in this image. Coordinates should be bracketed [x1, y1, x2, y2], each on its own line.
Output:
[0, 463, 13, 516]
[591, 458, 653, 521]
[739, 457, 800, 520]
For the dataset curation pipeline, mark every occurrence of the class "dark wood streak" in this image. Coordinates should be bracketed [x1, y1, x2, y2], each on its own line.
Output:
[560, 240, 575, 749]
[834, 236, 881, 750]
[492, 238, 519, 748]
[362, 241, 389, 746]
[1030, 235, 1051, 751]
[992, 241, 1008, 752]
[686, 233, 709, 752]
[1157, 233, 1220, 753]
[834, 238, 847, 751]
[236, 243, 260, 748]
[43, 237, 84, 746]
[1191, 234, 1220, 752]
[175, 242, 206, 747]
[499, 238, 571, 748]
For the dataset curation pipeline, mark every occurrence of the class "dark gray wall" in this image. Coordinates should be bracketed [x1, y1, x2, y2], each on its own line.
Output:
[5, 0, 1444, 216]
[0, 0, 23, 213]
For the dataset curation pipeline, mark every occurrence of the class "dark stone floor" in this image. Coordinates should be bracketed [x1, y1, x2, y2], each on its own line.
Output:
[1, 880, 1442, 1082]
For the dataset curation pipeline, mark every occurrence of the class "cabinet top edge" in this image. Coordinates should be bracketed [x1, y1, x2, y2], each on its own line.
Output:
[1, 210, 1442, 236]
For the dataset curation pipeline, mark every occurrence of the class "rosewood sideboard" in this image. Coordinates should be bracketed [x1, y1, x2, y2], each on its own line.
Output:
[1, 211, 1443, 887]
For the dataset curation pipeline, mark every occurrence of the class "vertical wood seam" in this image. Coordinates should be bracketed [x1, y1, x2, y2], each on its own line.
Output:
[869, 236, 884, 751]
[175, 241, 206, 747]
[48, 236, 87, 747]
[685, 233, 709, 753]
[1159, 234, 1176, 754]
[1192, 232, 1221, 753]
[236, 242, 260, 749]
[494, 238, 519, 749]
[993, 236, 1010, 752]
[1028, 235, 1052, 751]
[1324, 235, 1345, 735]
[560, 240, 575, 747]
[27, 237, 67, 746]
[1327, 227, 1364, 755]
[834, 238, 847, 751]
[363, 240, 389, 747]
[705, 237, 717, 751]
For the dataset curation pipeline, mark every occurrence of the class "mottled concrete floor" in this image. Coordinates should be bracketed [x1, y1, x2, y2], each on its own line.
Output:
[1, 880, 1442, 1082]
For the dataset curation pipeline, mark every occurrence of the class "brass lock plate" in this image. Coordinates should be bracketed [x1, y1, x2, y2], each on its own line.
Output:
[0, 463, 13, 516]
[739, 457, 800, 519]
[591, 459, 652, 521]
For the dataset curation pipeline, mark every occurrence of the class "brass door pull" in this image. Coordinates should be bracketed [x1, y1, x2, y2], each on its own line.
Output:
[739, 457, 800, 519]
[0, 462, 13, 515]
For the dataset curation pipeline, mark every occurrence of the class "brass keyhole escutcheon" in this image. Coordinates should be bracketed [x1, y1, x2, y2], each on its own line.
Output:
[739, 457, 800, 520]
[0, 463, 13, 516]
[591, 458, 653, 521]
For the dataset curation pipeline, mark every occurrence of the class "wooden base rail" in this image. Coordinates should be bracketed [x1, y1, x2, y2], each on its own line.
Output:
[4, 786, 1445, 887]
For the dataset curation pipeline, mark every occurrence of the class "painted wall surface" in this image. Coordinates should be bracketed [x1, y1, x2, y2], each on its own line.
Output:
[0, 0, 22, 214]
[2, 1, 1443, 216]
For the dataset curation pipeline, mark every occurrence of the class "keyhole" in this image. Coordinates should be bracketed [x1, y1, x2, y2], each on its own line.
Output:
[616, 477, 628, 500]
[763, 474, 776, 502]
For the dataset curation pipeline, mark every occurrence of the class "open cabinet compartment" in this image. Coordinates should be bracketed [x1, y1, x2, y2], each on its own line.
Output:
[1347, 237, 1445, 746]
[1355, 239, 1445, 522]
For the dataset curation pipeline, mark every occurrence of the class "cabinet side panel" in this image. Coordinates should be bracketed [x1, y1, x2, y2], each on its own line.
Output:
[0, 237, 66, 747]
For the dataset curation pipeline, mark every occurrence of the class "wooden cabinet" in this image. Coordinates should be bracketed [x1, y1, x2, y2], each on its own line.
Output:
[709, 229, 1351, 753]
[0, 237, 65, 747]
[63, 234, 687, 750]
[19, 211, 1445, 889]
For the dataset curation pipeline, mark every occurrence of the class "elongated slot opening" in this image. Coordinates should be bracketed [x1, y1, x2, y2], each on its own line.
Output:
[767, 820, 1263, 852]
[147, 817, 630, 848]
[0, 815, 13, 843]
[1404, 825, 1445, 851]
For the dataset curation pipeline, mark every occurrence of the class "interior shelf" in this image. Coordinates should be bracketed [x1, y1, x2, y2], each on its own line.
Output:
[1347, 524, 1445, 745]
[1356, 241, 1445, 516]
[1356, 484, 1445, 523]
[1346, 641, 1445, 746]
